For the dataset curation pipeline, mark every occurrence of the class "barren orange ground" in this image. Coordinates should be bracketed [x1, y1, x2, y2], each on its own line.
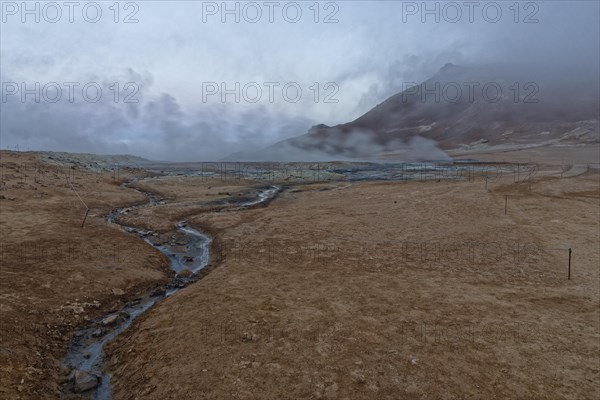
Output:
[0, 152, 171, 398]
[109, 163, 599, 399]
[1, 150, 598, 399]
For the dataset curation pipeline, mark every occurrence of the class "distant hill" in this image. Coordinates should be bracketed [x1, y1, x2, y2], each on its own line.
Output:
[32, 151, 154, 169]
[227, 63, 599, 161]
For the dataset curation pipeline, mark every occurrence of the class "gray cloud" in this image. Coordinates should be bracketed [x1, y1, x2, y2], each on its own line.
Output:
[1, 1, 598, 161]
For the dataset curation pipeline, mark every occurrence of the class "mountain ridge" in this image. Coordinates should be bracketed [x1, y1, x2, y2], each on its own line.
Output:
[224, 63, 599, 161]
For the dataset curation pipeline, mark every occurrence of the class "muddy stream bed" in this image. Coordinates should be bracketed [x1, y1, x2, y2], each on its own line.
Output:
[61, 182, 280, 399]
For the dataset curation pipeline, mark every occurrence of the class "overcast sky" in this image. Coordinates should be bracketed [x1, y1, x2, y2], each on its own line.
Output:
[1, 0, 599, 161]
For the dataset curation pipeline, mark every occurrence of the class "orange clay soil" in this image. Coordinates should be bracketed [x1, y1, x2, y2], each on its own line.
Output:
[0, 151, 173, 399]
[1, 149, 598, 400]
[105, 165, 599, 399]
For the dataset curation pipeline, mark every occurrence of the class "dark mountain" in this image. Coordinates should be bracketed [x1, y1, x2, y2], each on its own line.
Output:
[229, 63, 600, 161]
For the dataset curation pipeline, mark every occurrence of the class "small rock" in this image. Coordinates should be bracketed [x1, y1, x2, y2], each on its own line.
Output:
[129, 298, 142, 306]
[73, 370, 100, 393]
[150, 287, 166, 297]
[111, 288, 125, 296]
[91, 329, 105, 338]
[241, 332, 257, 342]
[350, 370, 366, 384]
[61, 369, 76, 383]
[101, 314, 119, 326]
[72, 306, 84, 314]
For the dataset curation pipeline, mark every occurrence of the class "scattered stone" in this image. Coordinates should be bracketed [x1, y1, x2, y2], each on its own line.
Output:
[241, 332, 256, 342]
[111, 288, 125, 296]
[150, 287, 166, 297]
[72, 306, 84, 314]
[350, 370, 366, 384]
[101, 314, 119, 326]
[61, 369, 75, 383]
[73, 370, 100, 393]
[91, 329, 105, 338]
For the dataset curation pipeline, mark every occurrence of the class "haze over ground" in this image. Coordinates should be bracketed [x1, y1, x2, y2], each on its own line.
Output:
[1, 1, 599, 160]
[1, 3, 600, 398]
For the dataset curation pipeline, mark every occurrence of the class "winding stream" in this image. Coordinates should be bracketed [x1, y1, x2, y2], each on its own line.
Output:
[62, 182, 280, 399]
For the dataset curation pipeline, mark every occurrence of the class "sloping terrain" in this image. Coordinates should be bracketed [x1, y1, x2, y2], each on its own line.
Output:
[243, 64, 599, 161]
